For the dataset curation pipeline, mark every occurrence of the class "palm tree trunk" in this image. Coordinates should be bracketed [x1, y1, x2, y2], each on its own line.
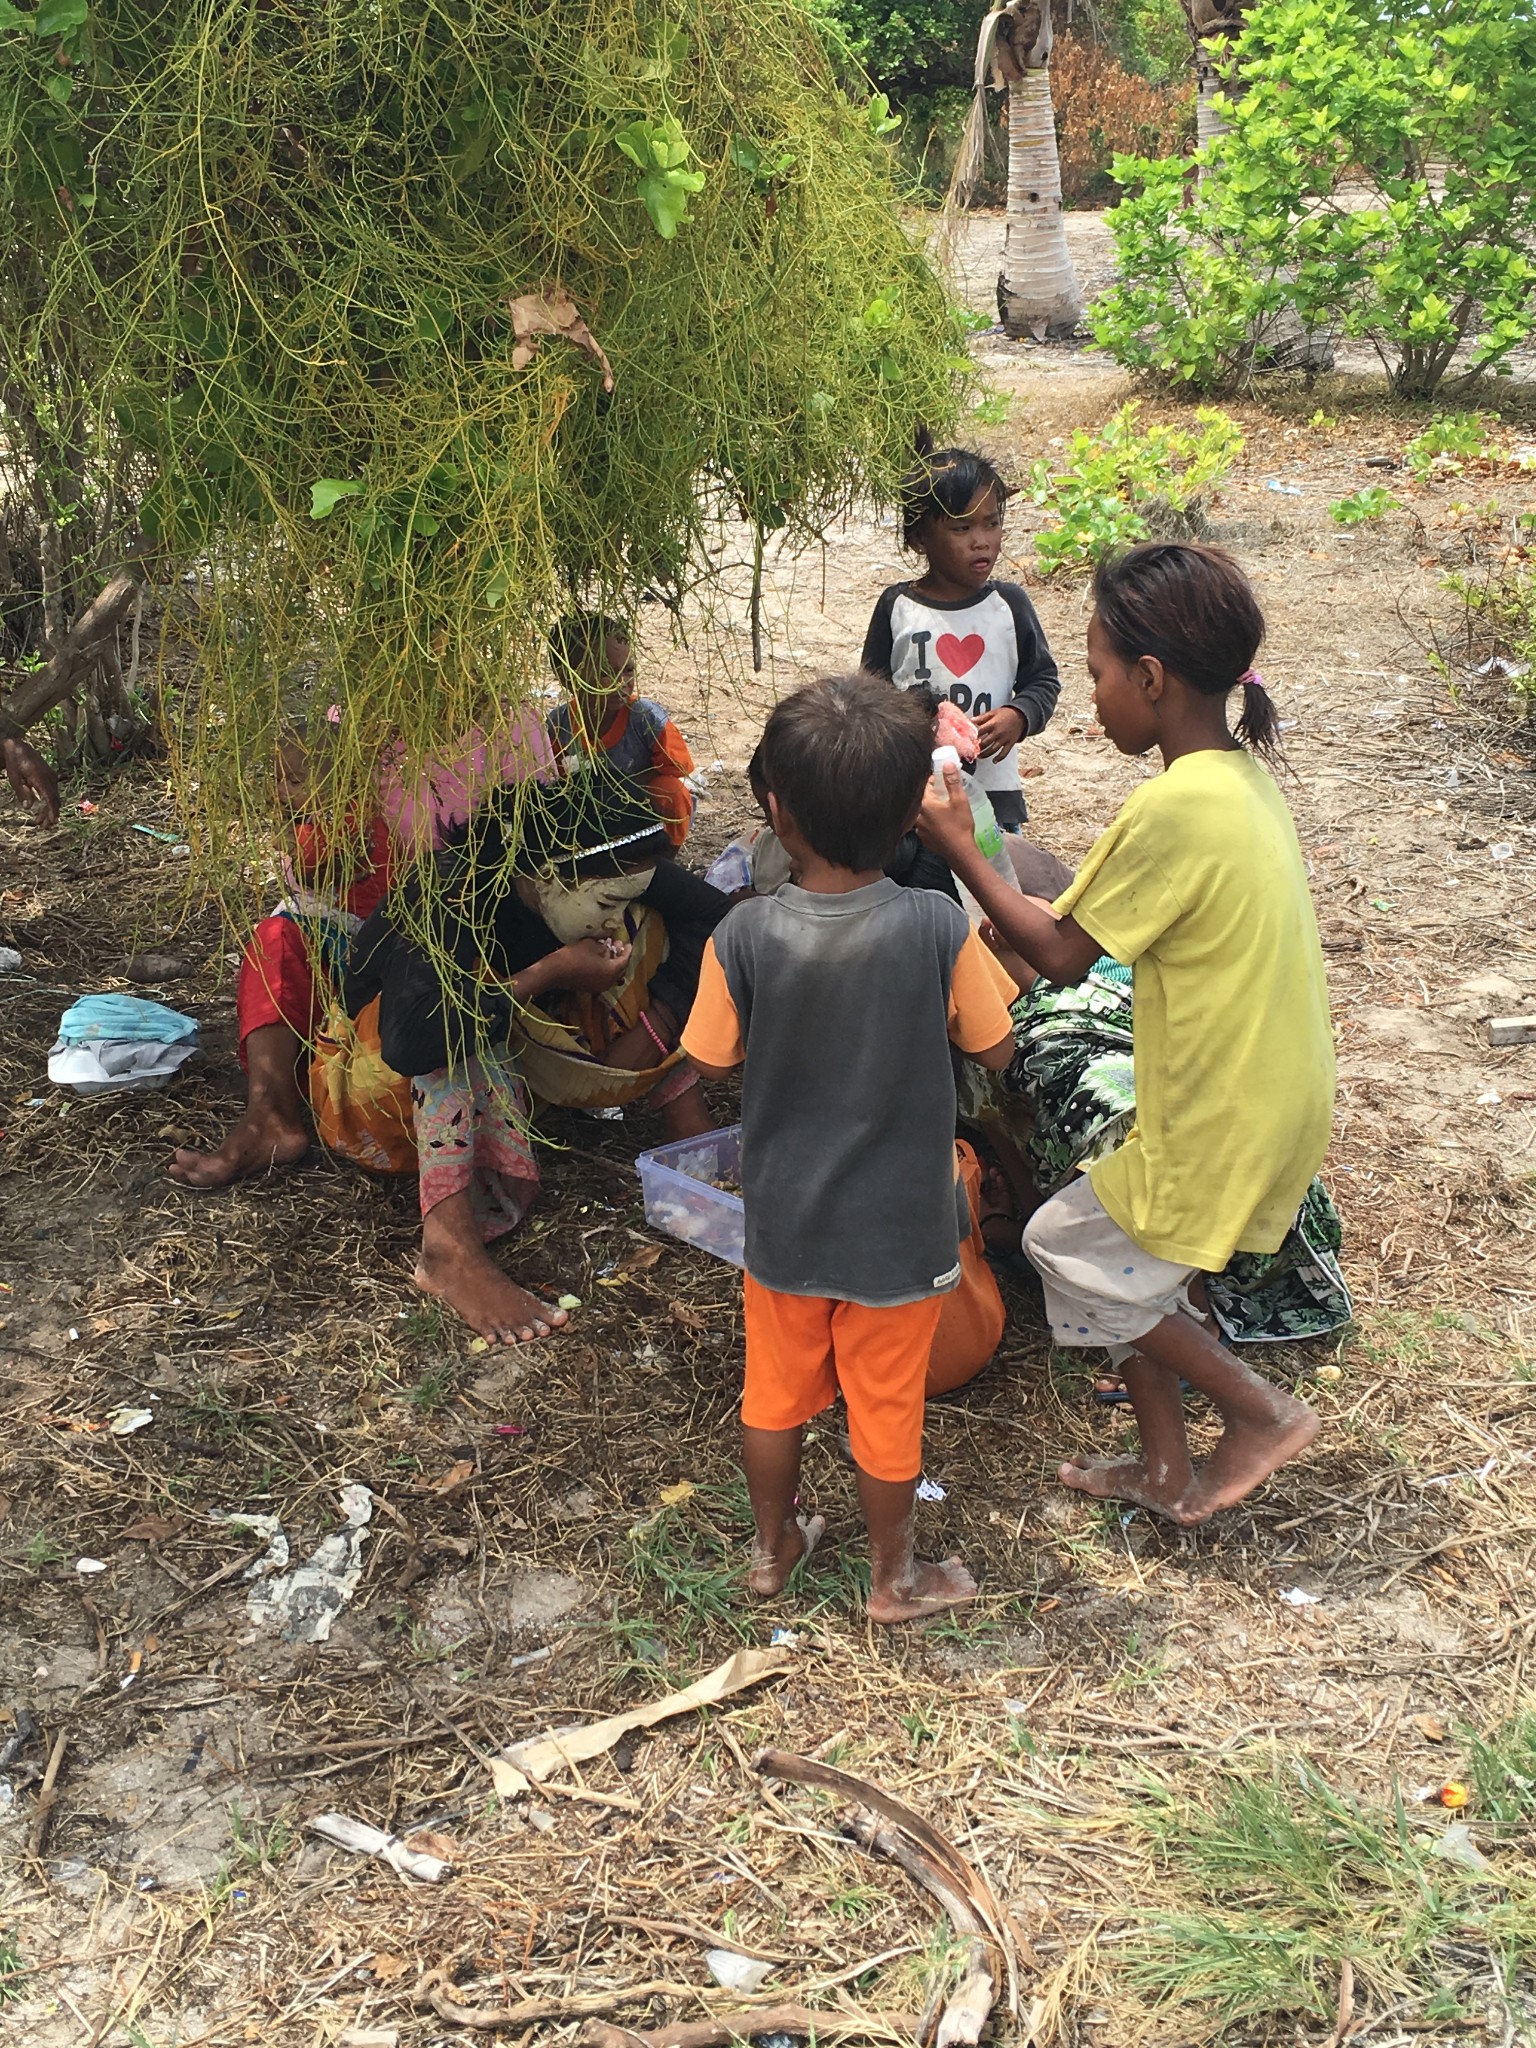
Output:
[1194, 47, 1234, 157]
[998, 65, 1080, 340]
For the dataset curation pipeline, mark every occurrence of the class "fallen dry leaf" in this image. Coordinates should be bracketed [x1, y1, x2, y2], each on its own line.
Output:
[659, 1481, 696, 1507]
[669, 1299, 707, 1335]
[369, 1953, 410, 1983]
[506, 286, 615, 391]
[426, 1458, 476, 1494]
[617, 1241, 665, 1276]
[121, 1515, 180, 1544]
[1413, 1713, 1450, 1743]
[402, 1828, 458, 1863]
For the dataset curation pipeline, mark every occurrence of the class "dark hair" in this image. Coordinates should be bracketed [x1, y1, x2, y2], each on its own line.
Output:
[760, 672, 932, 872]
[549, 610, 630, 680]
[898, 429, 1010, 547]
[1091, 541, 1280, 760]
[746, 741, 768, 796]
[452, 770, 666, 877]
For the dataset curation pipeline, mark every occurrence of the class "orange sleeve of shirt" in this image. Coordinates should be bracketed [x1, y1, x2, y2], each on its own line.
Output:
[647, 717, 696, 848]
[946, 928, 1019, 1052]
[679, 938, 745, 1068]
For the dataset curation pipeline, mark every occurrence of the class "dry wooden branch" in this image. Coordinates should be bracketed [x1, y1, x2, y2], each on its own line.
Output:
[579, 2005, 925, 2048]
[416, 1973, 693, 2032]
[603, 1915, 789, 1964]
[754, 1748, 1017, 2046]
[25, 1729, 68, 1859]
[0, 572, 141, 740]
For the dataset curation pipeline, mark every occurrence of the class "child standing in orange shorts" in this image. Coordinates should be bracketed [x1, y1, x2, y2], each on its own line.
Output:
[682, 674, 1017, 1623]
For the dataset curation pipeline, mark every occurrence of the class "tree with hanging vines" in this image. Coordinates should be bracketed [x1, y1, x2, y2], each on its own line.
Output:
[0, 0, 967, 861]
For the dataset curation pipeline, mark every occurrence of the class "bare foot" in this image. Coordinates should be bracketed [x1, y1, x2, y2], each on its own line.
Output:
[1182, 1393, 1319, 1518]
[169, 1104, 310, 1188]
[413, 1238, 569, 1346]
[867, 1555, 978, 1625]
[1057, 1452, 1206, 1526]
[748, 1512, 825, 1597]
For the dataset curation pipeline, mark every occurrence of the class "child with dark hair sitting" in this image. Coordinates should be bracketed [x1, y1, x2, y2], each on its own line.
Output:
[547, 613, 696, 848]
[682, 673, 1018, 1624]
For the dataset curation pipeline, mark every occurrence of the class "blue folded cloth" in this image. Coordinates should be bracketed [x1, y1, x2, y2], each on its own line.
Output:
[56, 994, 199, 1047]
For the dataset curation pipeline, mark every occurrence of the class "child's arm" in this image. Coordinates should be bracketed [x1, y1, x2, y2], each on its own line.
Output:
[922, 765, 1100, 984]
[860, 589, 898, 681]
[976, 586, 1061, 761]
[678, 937, 743, 1081]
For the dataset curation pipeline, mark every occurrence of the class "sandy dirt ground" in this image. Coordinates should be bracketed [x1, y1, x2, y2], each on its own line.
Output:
[1, 216, 1534, 2048]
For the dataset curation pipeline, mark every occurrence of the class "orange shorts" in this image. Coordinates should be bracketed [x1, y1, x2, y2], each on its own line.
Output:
[741, 1275, 944, 1484]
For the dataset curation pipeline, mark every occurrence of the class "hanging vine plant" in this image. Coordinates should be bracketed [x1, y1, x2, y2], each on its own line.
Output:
[0, 0, 966, 881]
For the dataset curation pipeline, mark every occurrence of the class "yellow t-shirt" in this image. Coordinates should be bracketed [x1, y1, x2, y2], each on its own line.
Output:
[1055, 748, 1335, 1271]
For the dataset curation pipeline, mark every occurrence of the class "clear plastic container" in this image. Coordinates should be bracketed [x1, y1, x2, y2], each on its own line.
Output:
[635, 1124, 745, 1268]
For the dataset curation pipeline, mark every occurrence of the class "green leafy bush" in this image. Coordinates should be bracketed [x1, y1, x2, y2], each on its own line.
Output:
[1406, 413, 1495, 479]
[1093, 0, 1536, 398]
[1029, 401, 1243, 575]
[1329, 486, 1398, 524]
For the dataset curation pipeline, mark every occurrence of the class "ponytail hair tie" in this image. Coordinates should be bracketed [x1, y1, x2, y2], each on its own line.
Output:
[1238, 668, 1264, 689]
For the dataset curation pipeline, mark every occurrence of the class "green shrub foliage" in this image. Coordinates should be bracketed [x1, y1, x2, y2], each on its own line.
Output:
[1092, 0, 1536, 398]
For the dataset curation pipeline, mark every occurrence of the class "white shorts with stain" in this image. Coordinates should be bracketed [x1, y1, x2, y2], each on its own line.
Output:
[1022, 1174, 1200, 1364]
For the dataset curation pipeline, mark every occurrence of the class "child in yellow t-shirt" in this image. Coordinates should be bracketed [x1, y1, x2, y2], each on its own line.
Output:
[920, 540, 1333, 1527]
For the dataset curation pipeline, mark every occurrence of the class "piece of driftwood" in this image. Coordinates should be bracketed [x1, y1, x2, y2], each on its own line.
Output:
[1486, 1015, 1536, 1047]
[579, 2005, 925, 2048]
[755, 1748, 1016, 2047]
[416, 1973, 691, 2031]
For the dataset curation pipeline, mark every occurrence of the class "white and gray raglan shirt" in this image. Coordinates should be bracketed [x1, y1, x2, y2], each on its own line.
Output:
[861, 580, 1060, 826]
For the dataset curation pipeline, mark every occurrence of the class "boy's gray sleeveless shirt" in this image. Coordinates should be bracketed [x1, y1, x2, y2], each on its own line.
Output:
[712, 879, 971, 1307]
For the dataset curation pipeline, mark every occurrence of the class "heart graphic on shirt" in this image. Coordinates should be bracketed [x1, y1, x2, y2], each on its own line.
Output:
[936, 632, 985, 678]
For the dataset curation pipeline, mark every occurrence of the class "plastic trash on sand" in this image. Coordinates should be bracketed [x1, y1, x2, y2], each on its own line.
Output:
[706, 1951, 774, 1994]
[307, 1810, 452, 1882]
[49, 994, 199, 1096]
[216, 1485, 372, 1643]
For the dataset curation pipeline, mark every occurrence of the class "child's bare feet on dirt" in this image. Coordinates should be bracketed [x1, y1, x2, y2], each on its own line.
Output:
[748, 1512, 825, 1596]
[1057, 1452, 1205, 1525]
[169, 1106, 310, 1188]
[1183, 1393, 1319, 1517]
[867, 1555, 978, 1624]
[414, 1238, 567, 1345]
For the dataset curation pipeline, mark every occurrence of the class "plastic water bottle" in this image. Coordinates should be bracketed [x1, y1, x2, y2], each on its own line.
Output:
[931, 746, 1016, 890]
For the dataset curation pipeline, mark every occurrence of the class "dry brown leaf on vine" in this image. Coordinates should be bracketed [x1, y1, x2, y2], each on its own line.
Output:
[506, 288, 615, 391]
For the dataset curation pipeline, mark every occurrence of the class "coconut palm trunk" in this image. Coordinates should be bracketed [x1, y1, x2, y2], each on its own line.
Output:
[944, 1, 1079, 340]
[1183, 0, 1249, 172]
[998, 51, 1081, 339]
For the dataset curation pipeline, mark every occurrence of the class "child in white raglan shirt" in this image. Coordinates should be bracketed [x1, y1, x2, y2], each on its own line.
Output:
[861, 438, 1059, 832]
